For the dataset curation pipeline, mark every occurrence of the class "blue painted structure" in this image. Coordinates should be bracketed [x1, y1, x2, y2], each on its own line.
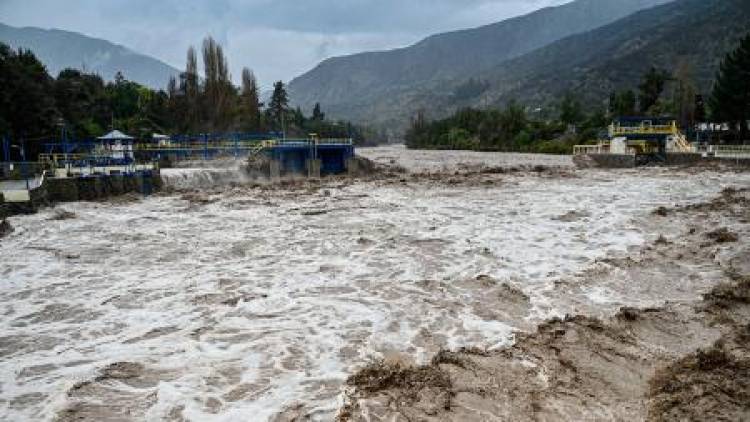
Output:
[264, 139, 355, 175]
[34, 132, 355, 176]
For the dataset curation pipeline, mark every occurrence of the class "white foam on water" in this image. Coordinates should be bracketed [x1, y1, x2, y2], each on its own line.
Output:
[160, 167, 249, 190]
[2, 150, 749, 421]
[357, 145, 574, 173]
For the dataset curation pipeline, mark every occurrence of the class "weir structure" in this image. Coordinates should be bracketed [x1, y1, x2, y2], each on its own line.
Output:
[263, 138, 355, 178]
[132, 133, 356, 177]
[32, 132, 355, 177]
[1, 132, 356, 213]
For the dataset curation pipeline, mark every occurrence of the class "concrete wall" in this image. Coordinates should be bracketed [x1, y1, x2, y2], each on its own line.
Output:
[708, 156, 750, 167]
[660, 153, 750, 167]
[306, 159, 321, 179]
[45, 172, 160, 202]
[346, 157, 360, 176]
[269, 160, 281, 180]
[0, 182, 48, 217]
[0, 193, 7, 219]
[665, 153, 703, 166]
[2, 171, 160, 218]
[587, 154, 636, 168]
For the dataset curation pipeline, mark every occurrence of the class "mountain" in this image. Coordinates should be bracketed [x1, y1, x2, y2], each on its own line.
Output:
[0, 22, 180, 90]
[364, 0, 750, 128]
[288, 0, 673, 124]
[464, 0, 750, 114]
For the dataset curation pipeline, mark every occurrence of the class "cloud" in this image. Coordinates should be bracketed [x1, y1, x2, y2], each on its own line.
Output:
[0, 0, 569, 88]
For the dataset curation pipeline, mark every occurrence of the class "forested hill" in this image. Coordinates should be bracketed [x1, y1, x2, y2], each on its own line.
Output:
[468, 0, 750, 113]
[0, 22, 179, 89]
[288, 0, 672, 120]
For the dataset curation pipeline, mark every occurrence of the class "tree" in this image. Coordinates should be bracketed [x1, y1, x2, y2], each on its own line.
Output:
[500, 100, 527, 141]
[672, 61, 697, 129]
[405, 109, 431, 148]
[638, 67, 670, 114]
[201, 37, 234, 131]
[0, 44, 58, 158]
[709, 33, 750, 141]
[107, 72, 141, 123]
[184, 46, 200, 131]
[694, 94, 706, 123]
[476, 101, 527, 150]
[239, 67, 261, 132]
[268, 81, 289, 131]
[559, 91, 584, 129]
[609, 90, 637, 116]
[54, 69, 106, 137]
[312, 103, 325, 121]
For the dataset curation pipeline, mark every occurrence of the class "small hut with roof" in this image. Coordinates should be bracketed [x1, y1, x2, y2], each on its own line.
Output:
[96, 130, 135, 163]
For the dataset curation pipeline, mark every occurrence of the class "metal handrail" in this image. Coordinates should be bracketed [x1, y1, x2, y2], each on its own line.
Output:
[315, 138, 353, 145]
[710, 145, 750, 158]
[610, 122, 678, 136]
[573, 144, 609, 155]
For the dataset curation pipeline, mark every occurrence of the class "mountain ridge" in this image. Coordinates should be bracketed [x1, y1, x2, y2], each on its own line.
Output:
[434, 0, 750, 116]
[0, 22, 180, 89]
[288, 0, 673, 119]
[291, 0, 749, 132]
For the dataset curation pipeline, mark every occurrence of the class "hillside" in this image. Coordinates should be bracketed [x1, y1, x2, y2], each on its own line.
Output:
[302, 0, 749, 131]
[471, 0, 750, 113]
[0, 23, 179, 89]
[288, 0, 672, 122]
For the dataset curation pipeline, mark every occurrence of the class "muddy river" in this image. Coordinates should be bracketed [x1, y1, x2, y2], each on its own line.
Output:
[1, 147, 749, 420]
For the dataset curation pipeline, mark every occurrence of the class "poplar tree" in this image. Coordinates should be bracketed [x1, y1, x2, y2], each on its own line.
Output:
[312, 103, 325, 121]
[185, 46, 200, 130]
[201, 36, 233, 131]
[239, 68, 261, 132]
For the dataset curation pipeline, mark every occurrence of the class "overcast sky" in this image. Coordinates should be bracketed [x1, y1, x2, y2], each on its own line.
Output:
[0, 0, 569, 89]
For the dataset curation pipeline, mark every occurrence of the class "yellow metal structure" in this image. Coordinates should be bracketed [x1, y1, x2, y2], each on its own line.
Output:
[609, 121, 679, 137]
[575, 120, 695, 155]
[573, 144, 609, 155]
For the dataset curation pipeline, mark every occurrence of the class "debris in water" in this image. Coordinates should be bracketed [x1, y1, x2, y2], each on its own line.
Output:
[0, 219, 12, 238]
[653, 206, 670, 216]
[647, 341, 750, 421]
[554, 210, 591, 222]
[341, 358, 453, 419]
[301, 209, 328, 216]
[705, 227, 738, 243]
[49, 209, 77, 221]
[654, 234, 670, 245]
